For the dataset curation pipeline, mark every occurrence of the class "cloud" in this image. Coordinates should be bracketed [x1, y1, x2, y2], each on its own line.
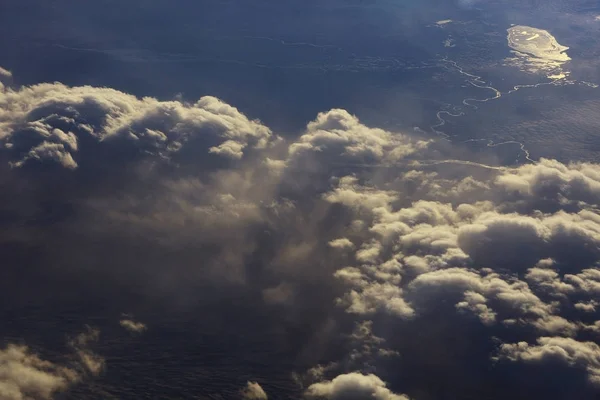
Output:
[120, 319, 148, 333]
[495, 158, 600, 210]
[565, 269, 600, 295]
[3, 65, 600, 398]
[68, 327, 104, 376]
[321, 165, 600, 325]
[329, 238, 355, 250]
[305, 372, 409, 400]
[456, 290, 497, 326]
[309, 154, 600, 393]
[0, 327, 104, 400]
[497, 337, 600, 385]
[240, 381, 268, 399]
[405, 267, 576, 334]
[262, 282, 295, 305]
[289, 109, 428, 163]
[0, 81, 277, 170]
[337, 282, 415, 319]
[0, 345, 78, 400]
[575, 300, 598, 313]
[525, 264, 575, 298]
[13, 141, 78, 169]
[0, 67, 11, 79]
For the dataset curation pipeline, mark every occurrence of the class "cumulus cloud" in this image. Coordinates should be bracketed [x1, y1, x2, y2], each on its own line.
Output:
[565, 269, 600, 295]
[240, 381, 268, 399]
[120, 319, 148, 333]
[525, 264, 575, 298]
[575, 300, 598, 313]
[337, 282, 415, 318]
[322, 168, 600, 329]
[329, 238, 355, 250]
[495, 158, 600, 208]
[405, 267, 580, 335]
[456, 290, 497, 326]
[0, 81, 277, 169]
[3, 65, 600, 398]
[0, 345, 78, 400]
[288, 109, 429, 164]
[311, 150, 600, 391]
[497, 337, 600, 385]
[305, 373, 409, 400]
[13, 141, 78, 169]
[0, 327, 104, 400]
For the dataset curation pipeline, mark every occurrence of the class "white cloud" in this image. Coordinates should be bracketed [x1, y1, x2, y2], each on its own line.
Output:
[497, 337, 600, 385]
[209, 139, 246, 159]
[564, 269, 600, 295]
[0, 345, 79, 400]
[495, 158, 600, 207]
[456, 290, 497, 326]
[0, 326, 104, 400]
[575, 301, 598, 313]
[68, 327, 104, 376]
[240, 381, 268, 399]
[289, 109, 428, 164]
[0, 66, 11, 80]
[305, 372, 409, 400]
[525, 266, 575, 297]
[0, 82, 276, 169]
[337, 282, 415, 318]
[329, 238, 355, 250]
[12, 141, 78, 169]
[320, 163, 600, 338]
[120, 319, 148, 333]
[324, 177, 398, 211]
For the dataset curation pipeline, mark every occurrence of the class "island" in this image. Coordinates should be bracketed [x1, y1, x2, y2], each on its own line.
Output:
[506, 25, 571, 78]
[507, 25, 570, 62]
